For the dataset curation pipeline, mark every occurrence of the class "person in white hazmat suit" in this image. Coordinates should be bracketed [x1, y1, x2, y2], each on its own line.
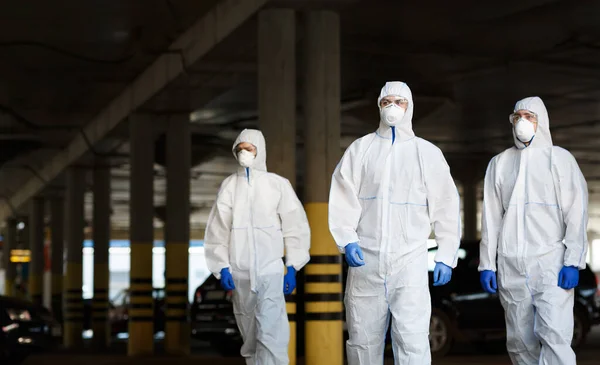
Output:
[204, 129, 311, 365]
[329, 81, 462, 365]
[479, 97, 588, 365]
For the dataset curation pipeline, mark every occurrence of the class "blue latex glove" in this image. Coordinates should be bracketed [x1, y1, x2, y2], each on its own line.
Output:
[284, 266, 297, 295]
[220, 268, 235, 291]
[433, 262, 452, 286]
[344, 242, 365, 267]
[558, 266, 579, 290]
[480, 270, 497, 294]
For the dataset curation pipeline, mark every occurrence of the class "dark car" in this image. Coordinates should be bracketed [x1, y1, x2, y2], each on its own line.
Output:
[190, 276, 241, 355]
[420, 241, 600, 356]
[0, 296, 61, 363]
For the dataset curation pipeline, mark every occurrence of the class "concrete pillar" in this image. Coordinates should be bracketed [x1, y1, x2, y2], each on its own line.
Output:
[50, 197, 64, 323]
[258, 9, 297, 184]
[3, 218, 17, 296]
[16, 217, 28, 299]
[463, 180, 478, 241]
[303, 11, 343, 365]
[64, 168, 86, 348]
[257, 8, 298, 363]
[164, 115, 191, 354]
[29, 197, 45, 306]
[92, 162, 111, 348]
[128, 115, 155, 356]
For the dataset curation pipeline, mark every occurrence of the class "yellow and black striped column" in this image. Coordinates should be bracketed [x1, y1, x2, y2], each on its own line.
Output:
[257, 9, 298, 362]
[128, 114, 155, 356]
[64, 168, 86, 348]
[303, 10, 343, 365]
[164, 115, 191, 354]
[92, 162, 111, 349]
[3, 218, 17, 296]
[29, 197, 45, 306]
[50, 197, 64, 323]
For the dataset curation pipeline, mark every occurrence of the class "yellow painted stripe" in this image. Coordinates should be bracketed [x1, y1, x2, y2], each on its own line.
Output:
[305, 282, 342, 294]
[305, 264, 342, 275]
[130, 297, 154, 304]
[4, 280, 13, 297]
[165, 242, 189, 277]
[286, 302, 297, 314]
[130, 283, 153, 289]
[51, 275, 62, 294]
[305, 203, 338, 256]
[94, 263, 109, 287]
[64, 263, 83, 289]
[29, 274, 43, 296]
[306, 301, 343, 313]
[305, 321, 344, 365]
[130, 242, 153, 278]
[166, 297, 188, 304]
[129, 309, 154, 316]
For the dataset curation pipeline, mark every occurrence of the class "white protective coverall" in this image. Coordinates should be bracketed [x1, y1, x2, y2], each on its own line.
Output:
[479, 97, 588, 365]
[329, 82, 461, 365]
[204, 129, 311, 365]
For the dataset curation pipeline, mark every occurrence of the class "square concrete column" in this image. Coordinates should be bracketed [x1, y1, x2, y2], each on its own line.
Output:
[258, 9, 297, 185]
[3, 218, 17, 296]
[92, 161, 111, 349]
[302, 10, 343, 365]
[258, 8, 298, 363]
[64, 167, 86, 349]
[164, 115, 191, 355]
[49, 197, 64, 323]
[28, 197, 45, 306]
[128, 115, 155, 356]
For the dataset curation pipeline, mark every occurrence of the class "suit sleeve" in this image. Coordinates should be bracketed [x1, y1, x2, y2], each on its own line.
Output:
[278, 179, 311, 271]
[556, 151, 589, 269]
[479, 157, 503, 272]
[425, 147, 462, 268]
[204, 178, 234, 279]
[328, 143, 362, 253]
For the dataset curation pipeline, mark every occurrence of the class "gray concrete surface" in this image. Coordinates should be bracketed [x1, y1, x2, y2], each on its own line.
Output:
[22, 328, 600, 365]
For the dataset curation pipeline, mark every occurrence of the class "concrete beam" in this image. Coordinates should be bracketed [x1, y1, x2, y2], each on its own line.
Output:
[0, 0, 270, 222]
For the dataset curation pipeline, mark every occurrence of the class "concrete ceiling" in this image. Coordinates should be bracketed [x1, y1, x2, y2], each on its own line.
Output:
[0, 0, 599, 234]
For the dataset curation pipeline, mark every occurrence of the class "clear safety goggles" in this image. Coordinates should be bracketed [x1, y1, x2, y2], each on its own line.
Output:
[379, 97, 409, 108]
[509, 111, 537, 124]
[235, 143, 257, 154]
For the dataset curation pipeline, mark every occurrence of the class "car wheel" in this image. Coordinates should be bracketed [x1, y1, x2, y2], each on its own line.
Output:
[571, 307, 589, 349]
[429, 308, 453, 358]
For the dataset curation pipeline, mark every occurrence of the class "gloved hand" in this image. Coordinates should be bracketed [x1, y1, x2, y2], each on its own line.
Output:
[433, 262, 452, 286]
[558, 266, 579, 290]
[344, 242, 365, 267]
[480, 270, 497, 294]
[220, 268, 235, 291]
[284, 266, 297, 295]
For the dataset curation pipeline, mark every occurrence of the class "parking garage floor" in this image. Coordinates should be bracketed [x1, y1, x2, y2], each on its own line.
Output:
[21, 328, 600, 365]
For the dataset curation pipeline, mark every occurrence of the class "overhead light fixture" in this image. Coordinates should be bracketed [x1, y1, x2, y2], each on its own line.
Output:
[190, 109, 220, 123]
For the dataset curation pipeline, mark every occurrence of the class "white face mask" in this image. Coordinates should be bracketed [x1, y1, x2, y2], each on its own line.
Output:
[380, 105, 406, 126]
[514, 118, 536, 143]
[237, 150, 256, 168]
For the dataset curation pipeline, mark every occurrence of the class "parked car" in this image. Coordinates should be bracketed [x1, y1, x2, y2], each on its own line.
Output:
[83, 288, 166, 336]
[0, 296, 61, 363]
[190, 275, 241, 355]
